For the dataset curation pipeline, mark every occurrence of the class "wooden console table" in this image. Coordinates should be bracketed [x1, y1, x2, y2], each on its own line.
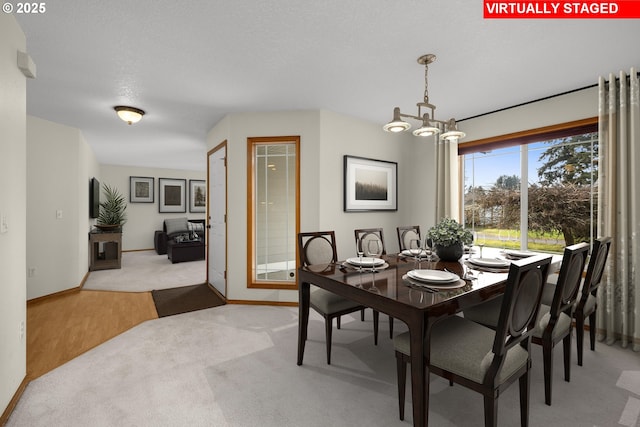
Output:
[89, 229, 122, 271]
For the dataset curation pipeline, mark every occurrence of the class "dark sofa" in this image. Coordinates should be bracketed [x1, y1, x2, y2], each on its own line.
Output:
[154, 218, 206, 263]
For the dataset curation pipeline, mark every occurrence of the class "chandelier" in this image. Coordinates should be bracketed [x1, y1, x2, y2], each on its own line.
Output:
[383, 54, 465, 141]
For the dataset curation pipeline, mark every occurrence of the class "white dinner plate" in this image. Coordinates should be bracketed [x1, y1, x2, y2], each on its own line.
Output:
[342, 261, 389, 271]
[407, 269, 459, 283]
[504, 249, 535, 258]
[402, 274, 466, 289]
[346, 257, 385, 267]
[468, 258, 510, 268]
[401, 249, 429, 257]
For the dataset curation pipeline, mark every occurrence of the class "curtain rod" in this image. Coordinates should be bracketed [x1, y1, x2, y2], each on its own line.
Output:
[459, 70, 640, 123]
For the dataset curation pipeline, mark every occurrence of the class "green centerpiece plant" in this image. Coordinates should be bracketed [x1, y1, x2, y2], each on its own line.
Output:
[96, 184, 127, 231]
[427, 218, 473, 261]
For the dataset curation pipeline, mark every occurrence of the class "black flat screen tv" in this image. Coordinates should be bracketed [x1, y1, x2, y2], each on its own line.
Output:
[89, 177, 100, 218]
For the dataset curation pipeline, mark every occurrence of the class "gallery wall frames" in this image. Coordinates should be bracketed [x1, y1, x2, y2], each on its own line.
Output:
[189, 179, 206, 213]
[158, 178, 186, 213]
[129, 176, 154, 203]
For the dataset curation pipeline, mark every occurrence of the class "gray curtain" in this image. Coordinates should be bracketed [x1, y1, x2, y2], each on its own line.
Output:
[597, 68, 640, 351]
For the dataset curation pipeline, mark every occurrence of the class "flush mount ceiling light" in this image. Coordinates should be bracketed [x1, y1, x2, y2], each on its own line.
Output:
[113, 106, 145, 125]
[383, 54, 465, 141]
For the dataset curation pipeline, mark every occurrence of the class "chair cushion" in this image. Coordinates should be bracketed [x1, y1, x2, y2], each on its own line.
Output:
[394, 316, 529, 384]
[532, 304, 572, 339]
[164, 217, 189, 237]
[463, 296, 502, 328]
[578, 293, 597, 316]
[310, 287, 361, 314]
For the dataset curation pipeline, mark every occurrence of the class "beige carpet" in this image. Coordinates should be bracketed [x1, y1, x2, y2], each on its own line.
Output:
[83, 250, 206, 292]
[7, 305, 640, 427]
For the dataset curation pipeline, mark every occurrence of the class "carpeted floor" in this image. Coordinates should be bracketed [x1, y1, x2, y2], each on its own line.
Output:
[152, 283, 225, 317]
[83, 250, 205, 292]
[7, 305, 640, 427]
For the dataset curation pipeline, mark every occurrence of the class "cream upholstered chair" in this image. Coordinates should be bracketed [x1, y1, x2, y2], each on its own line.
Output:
[354, 228, 387, 256]
[573, 237, 611, 366]
[396, 225, 421, 251]
[354, 228, 390, 337]
[394, 255, 551, 426]
[464, 242, 589, 406]
[298, 231, 379, 364]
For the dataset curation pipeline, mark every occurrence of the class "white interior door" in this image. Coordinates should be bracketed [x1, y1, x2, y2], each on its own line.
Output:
[208, 143, 227, 297]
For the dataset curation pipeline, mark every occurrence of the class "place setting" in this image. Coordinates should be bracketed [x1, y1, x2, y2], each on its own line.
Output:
[465, 257, 511, 273]
[342, 256, 389, 272]
[502, 248, 536, 260]
[343, 239, 389, 272]
[402, 268, 466, 291]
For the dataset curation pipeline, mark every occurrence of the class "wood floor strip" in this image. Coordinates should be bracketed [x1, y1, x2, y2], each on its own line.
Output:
[26, 290, 158, 380]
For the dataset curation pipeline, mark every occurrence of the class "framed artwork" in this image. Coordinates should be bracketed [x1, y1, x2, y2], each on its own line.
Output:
[158, 178, 186, 213]
[344, 155, 397, 212]
[129, 176, 154, 203]
[189, 179, 206, 213]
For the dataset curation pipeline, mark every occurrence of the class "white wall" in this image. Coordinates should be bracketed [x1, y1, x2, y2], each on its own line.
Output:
[100, 165, 206, 251]
[26, 116, 99, 300]
[206, 110, 433, 304]
[0, 13, 27, 416]
[317, 110, 435, 259]
[459, 86, 598, 140]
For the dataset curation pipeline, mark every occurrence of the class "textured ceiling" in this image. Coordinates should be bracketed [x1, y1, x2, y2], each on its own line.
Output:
[15, 1, 640, 171]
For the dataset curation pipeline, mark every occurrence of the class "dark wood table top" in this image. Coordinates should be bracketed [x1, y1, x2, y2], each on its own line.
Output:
[299, 254, 510, 319]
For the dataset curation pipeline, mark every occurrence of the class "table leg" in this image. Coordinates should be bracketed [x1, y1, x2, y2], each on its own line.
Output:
[297, 280, 310, 365]
[409, 317, 428, 427]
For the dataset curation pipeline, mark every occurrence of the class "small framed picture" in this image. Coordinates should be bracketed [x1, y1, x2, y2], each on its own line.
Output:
[344, 155, 398, 212]
[159, 178, 186, 213]
[189, 179, 206, 213]
[129, 176, 154, 203]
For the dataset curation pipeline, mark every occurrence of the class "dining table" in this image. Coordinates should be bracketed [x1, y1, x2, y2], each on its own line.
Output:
[296, 253, 513, 427]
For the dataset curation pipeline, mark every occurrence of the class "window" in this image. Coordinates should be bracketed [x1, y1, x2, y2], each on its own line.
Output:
[247, 136, 300, 289]
[460, 118, 598, 253]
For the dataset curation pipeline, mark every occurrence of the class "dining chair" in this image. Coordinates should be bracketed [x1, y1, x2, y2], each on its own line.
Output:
[298, 231, 379, 365]
[573, 237, 611, 366]
[396, 225, 421, 251]
[464, 242, 590, 406]
[354, 228, 387, 256]
[354, 228, 392, 337]
[394, 255, 551, 426]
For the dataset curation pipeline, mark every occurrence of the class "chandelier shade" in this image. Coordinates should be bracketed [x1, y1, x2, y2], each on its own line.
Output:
[382, 107, 412, 132]
[383, 54, 465, 141]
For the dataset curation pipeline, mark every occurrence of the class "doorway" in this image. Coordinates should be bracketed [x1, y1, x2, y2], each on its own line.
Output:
[207, 141, 227, 298]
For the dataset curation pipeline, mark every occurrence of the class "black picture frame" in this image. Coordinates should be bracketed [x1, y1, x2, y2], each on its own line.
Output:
[158, 178, 186, 213]
[344, 155, 398, 212]
[129, 176, 154, 203]
[189, 179, 206, 213]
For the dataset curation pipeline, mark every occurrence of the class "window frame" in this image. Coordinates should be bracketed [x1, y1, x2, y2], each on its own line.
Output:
[458, 117, 598, 251]
[246, 136, 301, 290]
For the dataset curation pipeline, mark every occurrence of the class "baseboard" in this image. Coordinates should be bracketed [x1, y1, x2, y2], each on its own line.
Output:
[226, 299, 298, 307]
[1, 376, 28, 426]
[27, 285, 81, 305]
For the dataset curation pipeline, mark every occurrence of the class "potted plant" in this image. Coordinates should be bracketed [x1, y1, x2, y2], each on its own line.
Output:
[96, 184, 127, 231]
[427, 218, 473, 261]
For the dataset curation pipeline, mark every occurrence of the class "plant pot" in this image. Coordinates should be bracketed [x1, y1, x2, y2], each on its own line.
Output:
[435, 242, 464, 262]
[95, 223, 122, 232]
